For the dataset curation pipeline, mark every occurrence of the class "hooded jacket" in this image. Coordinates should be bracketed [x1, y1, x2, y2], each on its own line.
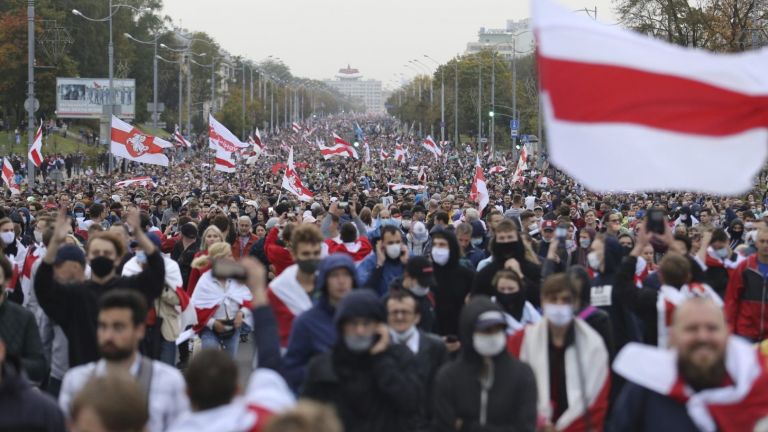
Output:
[283, 254, 356, 392]
[0, 356, 66, 432]
[432, 297, 537, 432]
[302, 290, 423, 432]
[432, 231, 474, 337]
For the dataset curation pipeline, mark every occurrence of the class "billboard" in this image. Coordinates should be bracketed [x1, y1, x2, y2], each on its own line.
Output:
[56, 77, 136, 119]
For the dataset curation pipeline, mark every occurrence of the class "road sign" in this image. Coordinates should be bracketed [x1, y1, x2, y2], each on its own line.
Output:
[24, 97, 40, 113]
[440, 121, 445, 128]
[147, 102, 165, 113]
[510, 119, 519, 138]
[511, 130, 519, 138]
[479, 138, 488, 143]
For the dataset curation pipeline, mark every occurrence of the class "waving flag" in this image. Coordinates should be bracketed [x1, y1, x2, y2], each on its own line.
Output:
[2, 158, 19, 195]
[394, 143, 406, 163]
[513, 145, 529, 183]
[489, 166, 507, 175]
[252, 128, 265, 150]
[388, 183, 426, 192]
[470, 157, 489, 212]
[535, 0, 768, 194]
[380, 147, 390, 161]
[173, 124, 193, 148]
[111, 116, 171, 167]
[282, 147, 314, 201]
[422, 135, 442, 159]
[215, 147, 237, 173]
[28, 124, 43, 168]
[292, 122, 302, 133]
[115, 176, 158, 189]
[364, 140, 371, 163]
[317, 140, 358, 160]
[333, 132, 351, 147]
[209, 114, 248, 152]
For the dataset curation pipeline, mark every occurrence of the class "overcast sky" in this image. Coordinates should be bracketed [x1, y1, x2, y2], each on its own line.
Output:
[162, 0, 617, 87]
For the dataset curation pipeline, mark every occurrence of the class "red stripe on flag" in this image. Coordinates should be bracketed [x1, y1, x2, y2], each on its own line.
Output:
[539, 55, 768, 136]
[31, 151, 42, 167]
[111, 127, 165, 154]
[215, 157, 235, 168]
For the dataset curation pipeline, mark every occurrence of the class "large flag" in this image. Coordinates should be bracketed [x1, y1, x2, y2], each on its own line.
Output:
[111, 116, 171, 167]
[28, 123, 43, 168]
[215, 147, 237, 173]
[282, 147, 314, 201]
[394, 143, 406, 163]
[332, 132, 351, 147]
[317, 140, 358, 160]
[292, 122, 302, 134]
[115, 176, 158, 189]
[422, 135, 442, 159]
[470, 157, 489, 212]
[489, 166, 507, 175]
[252, 128, 265, 150]
[388, 182, 426, 192]
[513, 145, 529, 183]
[1, 158, 19, 195]
[380, 147, 390, 161]
[173, 124, 193, 148]
[535, 0, 768, 194]
[209, 114, 248, 152]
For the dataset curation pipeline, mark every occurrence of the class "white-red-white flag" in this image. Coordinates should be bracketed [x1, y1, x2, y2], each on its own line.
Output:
[209, 114, 248, 152]
[115, 176, 158, 189]
[422, 135, 442, 159]
[1, 158, 19, 195]
[388, 182, 426, 192]
[252, 128, 265, 150]
[364, 140, 371, 163]
[28, 124, 43, 168]
[470, 157, 489, 212]
[215, 147, 237, 173]
[174, 124, 193, 148]
[333, 132, 351, 147]
[394, 143, 406, 163]
[282, 147, 313, 201]
[489, 166, 507, 175]
[535, 0, 768, 194]
[317, 140, 358, 160]
[380, 147, 390, 161]
[292, 122, 302, 133]
[512, 145, 529, 183]
[111, 116, 171, 167]
[417, 166, 427, 184]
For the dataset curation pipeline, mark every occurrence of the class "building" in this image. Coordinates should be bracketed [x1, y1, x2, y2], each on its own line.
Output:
[323, 65, 384, 113]
[465, 18, 535, 61]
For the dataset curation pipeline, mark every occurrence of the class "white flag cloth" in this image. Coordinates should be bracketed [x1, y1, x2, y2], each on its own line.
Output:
[1, 158, 19, 195]
[111, 116, 171, 167]
[535, 0, 768, 194]
[114, 176, 158, 189]
[470, 157, 489, 212]
[282, 147, 314, 201]
[387, 182, 425, 191]
[209, 114, 249, 151]
[28, 124, 43, 167]
[215, 147, 237, 173]
[173, 124, 193, 148]
[513, 145, 529, 183]
[394, 143, 406, 163]
[422, 135, 442, 159]
[317, 140, 358, 160]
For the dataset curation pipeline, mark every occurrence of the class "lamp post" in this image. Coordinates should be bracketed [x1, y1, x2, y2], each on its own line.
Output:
[72, 3, 148, 172]
[424, 54, 444, 144]
[162, 37, 214, 136]
[454, 55, 459, 145]
[155, 53, 183, 130]
[190, 57, 215, 120]
[124, 32, 162, 130]
[413, 59, 434, 136]
[26, 0, 34, 186]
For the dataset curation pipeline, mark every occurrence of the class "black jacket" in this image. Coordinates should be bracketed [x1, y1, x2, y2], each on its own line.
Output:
[615, 255, 661, 346]
[410, 331, 449, 429]
[609, 382, 699, 432]
[34, 251, 165, 367]
[472, 240, 542, 308]
[388, 278, 436, 333]
[0, 358, 66, 432]
[171, 238, 200, 290]
[303, 343, 423, 432]
[433, 232, 474, 337]
[431, 297, 537, 432]
[0, 300, 47, 384]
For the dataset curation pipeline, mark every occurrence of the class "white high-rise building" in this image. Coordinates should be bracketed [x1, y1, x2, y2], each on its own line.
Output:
[465, 19, 534, 61]
[323, 65, 384, 113]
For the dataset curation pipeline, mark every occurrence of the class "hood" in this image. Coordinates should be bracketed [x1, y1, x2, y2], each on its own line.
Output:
[333, 289, 385, 330]
[603, 235, 624, 276]
[458, 295, 506, 362]
[432, 230, 461, 268]
[566, 265, 592, 307]
[315, 253, 357, 298]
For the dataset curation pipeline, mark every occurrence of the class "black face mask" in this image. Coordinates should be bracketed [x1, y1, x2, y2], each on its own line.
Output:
[492, 240, 524, 261]
[621, 245, 633, 257]
[90, 256, 115, 278]
[297, 258, 320, 274]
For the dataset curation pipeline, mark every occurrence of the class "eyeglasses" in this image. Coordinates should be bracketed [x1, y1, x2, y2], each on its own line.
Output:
[388, 310, 415, 317]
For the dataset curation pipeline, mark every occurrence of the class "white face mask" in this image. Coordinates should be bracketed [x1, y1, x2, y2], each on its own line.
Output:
[385, 244, 402, 260]
[34, 230, 43, 244]
[587, 251, 601, 270]
[431, 247, 450, 266]
[0, 232, 15, 245]
[473, 332, 507, 357]
[543, 303, 574, 327]
[402, 220, 412, 230]
[410, 284, 430, 297]
[392, 325, 417, 344]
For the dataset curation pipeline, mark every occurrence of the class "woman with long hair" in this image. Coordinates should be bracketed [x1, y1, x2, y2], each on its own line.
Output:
[186, 226, 224, 295]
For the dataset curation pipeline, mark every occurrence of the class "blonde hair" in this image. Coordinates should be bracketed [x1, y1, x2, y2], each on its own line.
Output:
[191, 241, 231, 269]
[201, 225, 224, 251]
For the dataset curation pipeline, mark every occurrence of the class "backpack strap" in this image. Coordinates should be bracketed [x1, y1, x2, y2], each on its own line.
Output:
[578, 306, 597, 320]
[136, 356, 154, 409]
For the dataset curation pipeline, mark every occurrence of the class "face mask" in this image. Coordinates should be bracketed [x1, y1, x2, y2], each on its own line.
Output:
[0, 232, 15, 245]
[621, 245, 633, 256]
[410, 284, 430, 297]
[297, 258, 320, 274]
[715, 247, 730, 259]
[496, 291, 525, 315]
[431, 247, 450, 266]
[385, 244, 402, 260]
[402, 220, 412, 230]
[565, 239, 576, 250]
[471, 237, 483, 247]
[380, 218, 392, 227]
[90, 256, 115, 278]
[543, 303, 574, 327]
[680, 214, 688, 221]
[492, 241, 519, 259]
[528, 222, 539, 232]
[472, 332, 507, 357]
[135, 250, 147, 265]
[745, 222, 755, 230]
[587, 251, 601, 270]
[344, 334, 374, 353]
[392, 325, 417, 344]
[580, 238, 591, 249]
[34, 230, 43, 244]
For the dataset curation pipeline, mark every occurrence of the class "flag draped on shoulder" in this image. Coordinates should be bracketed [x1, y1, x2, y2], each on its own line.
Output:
[470, 157, 489, 212]
[28, 124, 43, 168]
[534, 0, 768, 194]
[111, 116, 171, 167]
[380, 147, 390, 161]
[1, 158, 19, 195]
[282, 147, 314, 201]
[394, 142, 406, 163]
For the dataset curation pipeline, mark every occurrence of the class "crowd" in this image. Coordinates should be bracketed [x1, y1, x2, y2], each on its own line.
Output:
[2, 114, 768, 432]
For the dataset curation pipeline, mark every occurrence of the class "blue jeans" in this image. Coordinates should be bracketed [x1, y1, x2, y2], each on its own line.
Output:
[159, 338, 177, 366]
[200, 327, 240, 357]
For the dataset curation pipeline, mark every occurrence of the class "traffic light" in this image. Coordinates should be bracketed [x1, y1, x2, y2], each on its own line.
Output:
[488, 110, 494, 118]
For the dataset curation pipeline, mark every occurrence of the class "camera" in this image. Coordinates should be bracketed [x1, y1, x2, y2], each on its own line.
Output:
[212, 260, 248, 281]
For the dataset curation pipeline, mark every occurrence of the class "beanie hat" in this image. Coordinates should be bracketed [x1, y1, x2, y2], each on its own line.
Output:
[334, 290, 385, 328]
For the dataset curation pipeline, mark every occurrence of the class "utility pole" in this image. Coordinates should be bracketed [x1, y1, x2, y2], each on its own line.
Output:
[512, 38, 518, 151]
[454, 57, 458, 145]
[241, 61, 246, 140]
[490, 51, 495, 159]
[477, 60, 482, 152]
[186, 50, 192, 137]
[26, 0, 35, 186]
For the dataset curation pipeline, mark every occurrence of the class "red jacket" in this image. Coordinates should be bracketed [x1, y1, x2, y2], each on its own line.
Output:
[265, 227, 294, 276]
[232, 233, 259, 260]
[725, 254, 768, 341]
[186, 250, 210, 296]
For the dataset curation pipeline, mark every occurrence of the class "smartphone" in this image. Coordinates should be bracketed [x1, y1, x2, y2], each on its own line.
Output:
[445, 335, 459, 344]
[339, 202, 349, 209]
[555, 222, 568, 240]
[212, 260, 247, 281]
[646, 208, 666, 235]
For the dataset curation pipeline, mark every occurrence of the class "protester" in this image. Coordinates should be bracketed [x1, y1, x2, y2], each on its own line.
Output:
[69, 373, 148, 432]
[431, 230, 474, 336]
[725, 226, 768, 342]
[357, 224, 409, 295]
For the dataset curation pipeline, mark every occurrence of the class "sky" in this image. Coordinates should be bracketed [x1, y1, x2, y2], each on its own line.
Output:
[161, 0, 617, 88]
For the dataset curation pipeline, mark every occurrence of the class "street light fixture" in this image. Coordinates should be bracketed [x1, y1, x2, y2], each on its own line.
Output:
[124, 32, 163, 130]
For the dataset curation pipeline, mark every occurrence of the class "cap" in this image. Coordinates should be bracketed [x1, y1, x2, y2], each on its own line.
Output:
[541, 220, 557, 231]
[534, 205, 543, 211]
[146, 233, 162, 249]
[406, 256, 436, 287]
[53, 244, 86, 267]
[475, 311, 507, 331]
[180, 222, 198, 239]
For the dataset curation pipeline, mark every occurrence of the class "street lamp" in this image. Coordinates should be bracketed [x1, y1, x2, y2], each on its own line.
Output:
[161, 42, 209, 136]
[72, 3, 149, 172]
[424, 54, 445, 144]
[124, 32, 162, 131]
[190, 57, 216, 124]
